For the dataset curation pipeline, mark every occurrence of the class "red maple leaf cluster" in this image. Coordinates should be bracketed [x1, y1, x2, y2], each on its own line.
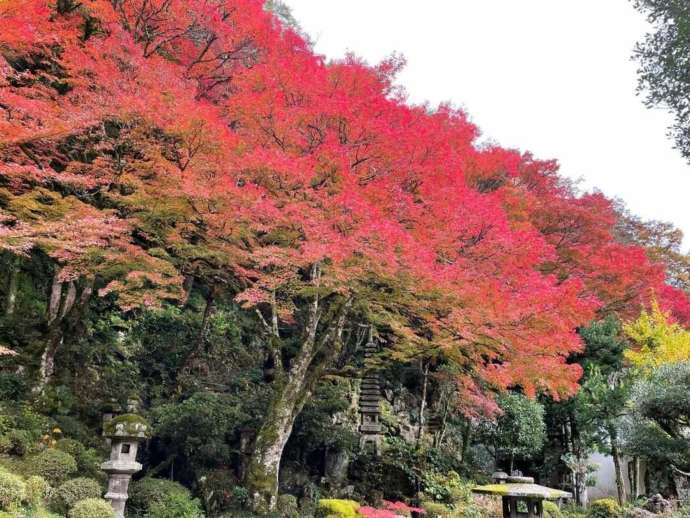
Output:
[1, 0, 686, 400]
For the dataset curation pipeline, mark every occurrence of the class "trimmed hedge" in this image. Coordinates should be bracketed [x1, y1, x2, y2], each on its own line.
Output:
[29, 449, 77, 485]
[68, 498, 114, 518]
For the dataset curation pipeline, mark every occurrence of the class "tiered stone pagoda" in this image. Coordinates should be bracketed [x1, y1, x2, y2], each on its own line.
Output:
[359, 339, 382, 456]
[101, 414, 150, 518]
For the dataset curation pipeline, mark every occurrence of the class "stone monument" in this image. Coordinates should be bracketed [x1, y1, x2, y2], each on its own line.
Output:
[101, 414, 150, 518]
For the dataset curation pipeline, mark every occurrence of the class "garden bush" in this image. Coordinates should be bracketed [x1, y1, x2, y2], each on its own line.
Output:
[24, 475, 49, 508]
[316, 499, 360, 518]
[146, 491, 204, 518]
[0, 469, 25, 511]
[68, 498, 113, 518]
[53, 477, 102, 514]
[588, 498, 621, 518]
[2, 429, 34, 456]
[277, 494, 299, 518]
[421, 501, 452, 518]
[29, 449, 77, 485]
[128, 477, 191, 516]
[544, 500, 564, 518]
[56, 440, 103, 481]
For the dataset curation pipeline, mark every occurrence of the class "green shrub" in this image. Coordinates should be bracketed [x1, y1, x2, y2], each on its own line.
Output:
[68, 498, 113, 518]
[278, 494, 299, 518]
[587, 498, 621, 518]
[128, 478, 190, 516]
[55, 440, 103, 481]
[421, 501, 452, 518]
[544, 500, 564, 518]
[25, 475, 49, 508]
[316, 499, 360, 518]
[29, 449, 77, 485]
[53, 477, 102, 514]
[0, 429, 35, 456]
[0, 469, 25, 511]
[0, 373, 28, 401]
[146, 491, 204, 518]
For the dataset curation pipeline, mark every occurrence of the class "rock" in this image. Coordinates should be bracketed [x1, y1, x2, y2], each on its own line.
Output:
[624, 508, 655, 518]
[644, 493, 672, 514]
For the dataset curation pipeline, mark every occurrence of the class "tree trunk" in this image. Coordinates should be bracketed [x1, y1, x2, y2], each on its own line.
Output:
[36, 277, 93, 392]
[47, 274, 63, 324]
[609, 424, 627, 505]
[245, 337, 319, 512]
[245, 279, 351, 512]
[416, 360, 429, 446]
[180, 292, 215, 373]
[4, 256, 19, 317]
[460, 419, 472, 463]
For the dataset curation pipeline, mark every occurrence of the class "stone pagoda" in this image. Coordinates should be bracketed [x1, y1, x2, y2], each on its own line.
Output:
[359, 339, 383, 456]
[101, 414, 150, 518]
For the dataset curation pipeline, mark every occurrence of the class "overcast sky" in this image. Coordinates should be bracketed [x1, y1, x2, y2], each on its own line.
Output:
[284, 0, 690, 250]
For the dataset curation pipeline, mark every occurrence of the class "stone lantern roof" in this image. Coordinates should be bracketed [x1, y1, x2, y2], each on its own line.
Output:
[102, 414, 151, 440]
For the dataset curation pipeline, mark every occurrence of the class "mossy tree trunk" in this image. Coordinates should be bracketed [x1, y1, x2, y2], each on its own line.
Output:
[609, 424, 627, 505]
[246, 265, 351, 512]
[4, 256, 20, 317]
[37, 274, 94, 392]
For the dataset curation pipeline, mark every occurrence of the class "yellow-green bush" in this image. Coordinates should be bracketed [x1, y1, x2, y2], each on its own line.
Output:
[52, 477, 102, 514]
[544, 500, 564, 518]
[316, 499, 360, 518]
[587, 498, 621, 518]
[24, 475, 49, 508]
[421, 501, 452, 518]
[0, 469, 25, 511]
[28, 449, 77, 485]
[68, 498, 114, 518]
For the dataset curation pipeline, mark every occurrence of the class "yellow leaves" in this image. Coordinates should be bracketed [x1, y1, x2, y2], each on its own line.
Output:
[624, 298, 690, 370]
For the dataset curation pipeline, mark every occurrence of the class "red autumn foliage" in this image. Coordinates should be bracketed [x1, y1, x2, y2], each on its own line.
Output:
[1, 0, 687, 402]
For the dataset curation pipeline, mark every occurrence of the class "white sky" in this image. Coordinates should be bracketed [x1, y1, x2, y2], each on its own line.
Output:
[284, 0, 690, 250]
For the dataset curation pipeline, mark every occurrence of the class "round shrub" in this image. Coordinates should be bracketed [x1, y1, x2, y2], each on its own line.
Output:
[128, 477, 190, 516]
[0, 429, 34, 456]
[24, 475, 49, 508]
[56, 440, 103, 481]
[421, 501, 452, 518]
[0, 469, 25, 511]
[147, 491, 204, 518]
[29, 449, 77, 485]
[544, 500, 564, 518]
[316, 499, 360, 518]
[588, 498, 621, 518]
[278, 494, 299, 518]
[68, 498, 113, 518]
[53, 477, 102, 514]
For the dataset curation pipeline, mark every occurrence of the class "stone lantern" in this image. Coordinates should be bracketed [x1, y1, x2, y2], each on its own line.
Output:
[473, 475, 571, 518]
[101, 414, 150, 518]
